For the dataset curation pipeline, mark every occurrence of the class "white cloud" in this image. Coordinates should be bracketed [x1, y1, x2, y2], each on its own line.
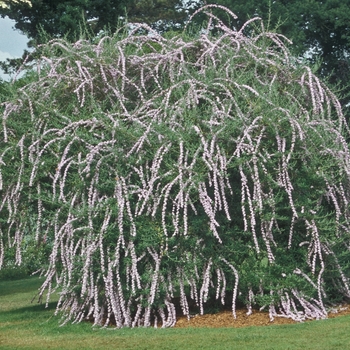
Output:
[0, 50, 14, 61]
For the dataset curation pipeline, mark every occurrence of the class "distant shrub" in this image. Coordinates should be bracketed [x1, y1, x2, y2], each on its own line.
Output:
[0, 265, 28, 281]
[1, 5, 350, 326]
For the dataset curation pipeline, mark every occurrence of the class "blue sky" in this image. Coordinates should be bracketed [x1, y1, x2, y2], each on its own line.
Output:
[0, 16, 29, 80]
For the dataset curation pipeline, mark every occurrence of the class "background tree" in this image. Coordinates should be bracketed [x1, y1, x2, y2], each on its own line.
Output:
[194, 1, 350, 116]
[1, 0, 126, 43]
[125, 0, 196, 33]
[0, 0, 196, 75]
[0, 0, 194, 43]
[0, 0, 31, 8]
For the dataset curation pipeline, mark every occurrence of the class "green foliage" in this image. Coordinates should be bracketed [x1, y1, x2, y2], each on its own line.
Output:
[0, 265, 28, 280]
[1, 7, 350, 327]
[196, 1, 350, 116]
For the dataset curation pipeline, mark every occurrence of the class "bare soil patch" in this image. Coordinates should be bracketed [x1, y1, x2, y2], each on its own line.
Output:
[175, 304, 350, 328]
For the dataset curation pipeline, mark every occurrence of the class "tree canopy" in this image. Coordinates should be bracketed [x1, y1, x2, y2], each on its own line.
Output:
[0, 0, 193, 43]
[0, 0, 31, 9]
[0, 0, 195, 76]
[199, 1, 350, 110]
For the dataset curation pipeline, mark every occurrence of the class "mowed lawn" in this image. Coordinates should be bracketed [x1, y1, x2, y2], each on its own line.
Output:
[0, 277, 349, 350]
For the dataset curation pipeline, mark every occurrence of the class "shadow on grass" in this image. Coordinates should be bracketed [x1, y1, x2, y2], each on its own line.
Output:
[0, 276, 43, 297]
[0, 301, 58, 324]
[2, 301, 58, 314]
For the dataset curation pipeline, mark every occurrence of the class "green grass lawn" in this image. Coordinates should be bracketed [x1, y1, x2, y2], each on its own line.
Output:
[0, 276, 349, 350]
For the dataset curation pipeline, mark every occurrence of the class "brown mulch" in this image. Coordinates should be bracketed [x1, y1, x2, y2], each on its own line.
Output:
[174, 304, 350, 328]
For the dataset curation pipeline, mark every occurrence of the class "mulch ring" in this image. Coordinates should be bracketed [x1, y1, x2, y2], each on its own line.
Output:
[174, 304, 350, 328]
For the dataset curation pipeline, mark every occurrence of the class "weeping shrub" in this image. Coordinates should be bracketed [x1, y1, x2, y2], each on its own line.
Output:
[1, 5, 350, 327]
